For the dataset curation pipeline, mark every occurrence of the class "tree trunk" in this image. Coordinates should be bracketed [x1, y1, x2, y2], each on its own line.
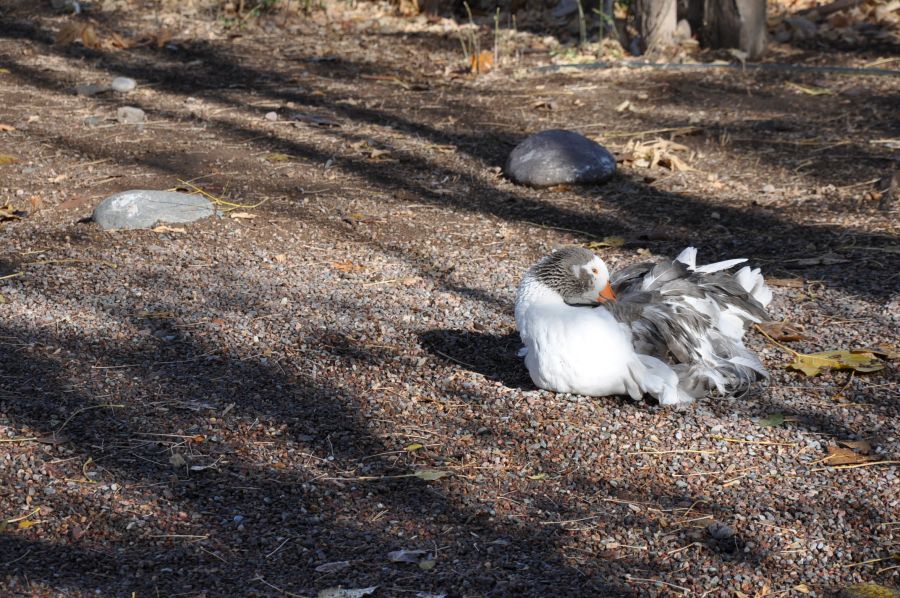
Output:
[703, 0, 768, 59]
[637, 0, 677, 52]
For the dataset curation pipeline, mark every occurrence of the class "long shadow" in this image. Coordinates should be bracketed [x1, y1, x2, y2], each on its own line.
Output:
[5, 49, 897, 302]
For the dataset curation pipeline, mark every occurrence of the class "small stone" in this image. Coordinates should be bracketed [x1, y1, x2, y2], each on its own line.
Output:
[506, 129, 616, 188]
[92, 190, 216, 230]
[116, 106, 145, 124]
[83, 116, 105, 127]
[265, 111, 278, 121]
[110, 77, 136, 92]
[74, 84, 108, 97]
[762, 184, 776, 193]
[706, 521, 734, 540]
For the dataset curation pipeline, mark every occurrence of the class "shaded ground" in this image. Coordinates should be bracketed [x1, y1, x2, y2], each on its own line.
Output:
[0, 2, 898, 597]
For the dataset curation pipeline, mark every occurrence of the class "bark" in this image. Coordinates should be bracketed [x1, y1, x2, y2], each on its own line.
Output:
[702, 0, 768, 59]
[637, 0, 677, 52]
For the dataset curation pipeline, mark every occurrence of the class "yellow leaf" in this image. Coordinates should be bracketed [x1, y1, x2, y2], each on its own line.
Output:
[469, 50, 493, 74]
[0, 155, 19, 165]
[405, 443, 424, 452]
[17, 519, 43, 530]
[794, 583, 810, 594]
[0, 68, 9, 74]
[822, 446, 879, 466]
[586, 236, 625, 250]
[331, 260, 356, 273]
[527, 473, 547, 480]
[788, 350, 885, 377]
[265, 152, 291, 162]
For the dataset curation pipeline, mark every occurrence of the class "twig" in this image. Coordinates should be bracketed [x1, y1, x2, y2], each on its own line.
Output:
[2, 548, 32, 567]
[25, 258, 117, 269]
[0, 437, 38, 443]
[0, 272, 23, 280]
[812, 460, 900, 472]
[265, 536, 294, 559]
[523, 220, 602, 240]
[539, 515, 601, 525]
[432, 349, 476, 370]
[841, 555, 897, 568]
[56, 403, 125, 434]
[362, 278, 400, 287]
[711, 435, 795, 446]
[252, 575, 309, 598]
[628, 449, 716, 455]
[625, 574, 692, 594]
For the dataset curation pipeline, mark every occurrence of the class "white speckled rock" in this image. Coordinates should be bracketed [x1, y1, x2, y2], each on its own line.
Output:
[110, 77, 137, 92]
[506, 129, 616, 187]
[92, 190, 216, 230]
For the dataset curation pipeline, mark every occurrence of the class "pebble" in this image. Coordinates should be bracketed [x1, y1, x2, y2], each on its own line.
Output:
[116, 106, 146, 124]
[110, 76, 137, 92]
[83, 116, 105, 127]
[265, 111, 278, 121]
[92, 189, 217, 230]
[506, 129, 616, 187]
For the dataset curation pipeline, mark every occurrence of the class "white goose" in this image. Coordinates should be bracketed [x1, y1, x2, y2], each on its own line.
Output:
[514, 246, 773, 405]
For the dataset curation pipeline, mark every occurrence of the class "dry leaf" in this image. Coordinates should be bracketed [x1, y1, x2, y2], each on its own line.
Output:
[405, 443, 424, 451]
[413, 469, 449, 481]
[318, 587, 377, 598]
[470, 50, 493, 74]
[837, 439, 872, 454]
[766, 277, 804, 288]
[0, 123, 14, 132]
[0, 202, 26, 221]
[822, 446, 879, 466]
[789, 349, 885, 376]
[527, 473, 547, 480]
[313, 560, 348, 574]
[388, 549, 427, 563]
[265, 152, 291, 162]
[756, 413, 798, 427]
[0, 155, 19, 164]
[229, 211, 257, 219]
[169, 453, 187, 468]
[758, 321, 809, 342]
[586, 236, 626, 249]
[332, 260, 356, 273]
[152, 225, 186, 233]
[274, 254, 287, 263]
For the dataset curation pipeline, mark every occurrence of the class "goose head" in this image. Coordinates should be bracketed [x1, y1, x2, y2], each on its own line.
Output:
[525, 246, 616, 306]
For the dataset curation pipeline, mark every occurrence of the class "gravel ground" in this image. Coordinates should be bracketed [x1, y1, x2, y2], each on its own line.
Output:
[0, 2, 898, 597]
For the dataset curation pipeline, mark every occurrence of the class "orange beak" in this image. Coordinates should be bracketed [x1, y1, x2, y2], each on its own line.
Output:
[598, 282, 616, 303]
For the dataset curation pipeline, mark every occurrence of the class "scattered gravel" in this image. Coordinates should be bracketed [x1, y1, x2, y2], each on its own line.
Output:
[0, 3, 897, 598]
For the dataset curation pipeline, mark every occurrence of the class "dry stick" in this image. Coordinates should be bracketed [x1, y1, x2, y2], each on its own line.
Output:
[628, 449, 716, 455]
[26, 258, 117, 269]
[625, 574, 691, 594]
[0, 272, 23, 280]
[812, 460, 900, 472]
[2, 548, 32, 567]
[56, 403, 125, 434]
[252, 576, 308, 598]
[841, 555, 897, 568]
[523, 220, 602, 240]
[0, 436, 39, 443]
[711, 435, 795, 446]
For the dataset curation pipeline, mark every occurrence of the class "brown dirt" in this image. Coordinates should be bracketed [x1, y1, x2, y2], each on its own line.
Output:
[1, 2, 898, 597]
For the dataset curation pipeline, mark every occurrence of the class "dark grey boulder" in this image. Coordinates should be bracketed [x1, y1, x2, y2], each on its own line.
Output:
[506, 129, 616, 187]
[92, 190, 216, 230]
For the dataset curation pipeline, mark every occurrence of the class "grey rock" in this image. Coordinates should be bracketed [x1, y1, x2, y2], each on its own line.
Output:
[110, 77, 136, 92]
[116, 106, 145, 124]
[706, 521, 734, 540]
[506, 129, 616, 187]
[265, 111, 278, 121]
[92, 190, 216, 230]
[83, 116, 105, 127]
[552, 0, 578, 19]
[75, 84, 109, 97]
[785, 16, 818, 40]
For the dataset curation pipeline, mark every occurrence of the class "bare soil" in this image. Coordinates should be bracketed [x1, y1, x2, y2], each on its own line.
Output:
[1, 2, 898, 597]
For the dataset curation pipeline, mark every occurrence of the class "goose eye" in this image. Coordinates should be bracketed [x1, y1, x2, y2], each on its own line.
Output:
[591, 268, 599, 275]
